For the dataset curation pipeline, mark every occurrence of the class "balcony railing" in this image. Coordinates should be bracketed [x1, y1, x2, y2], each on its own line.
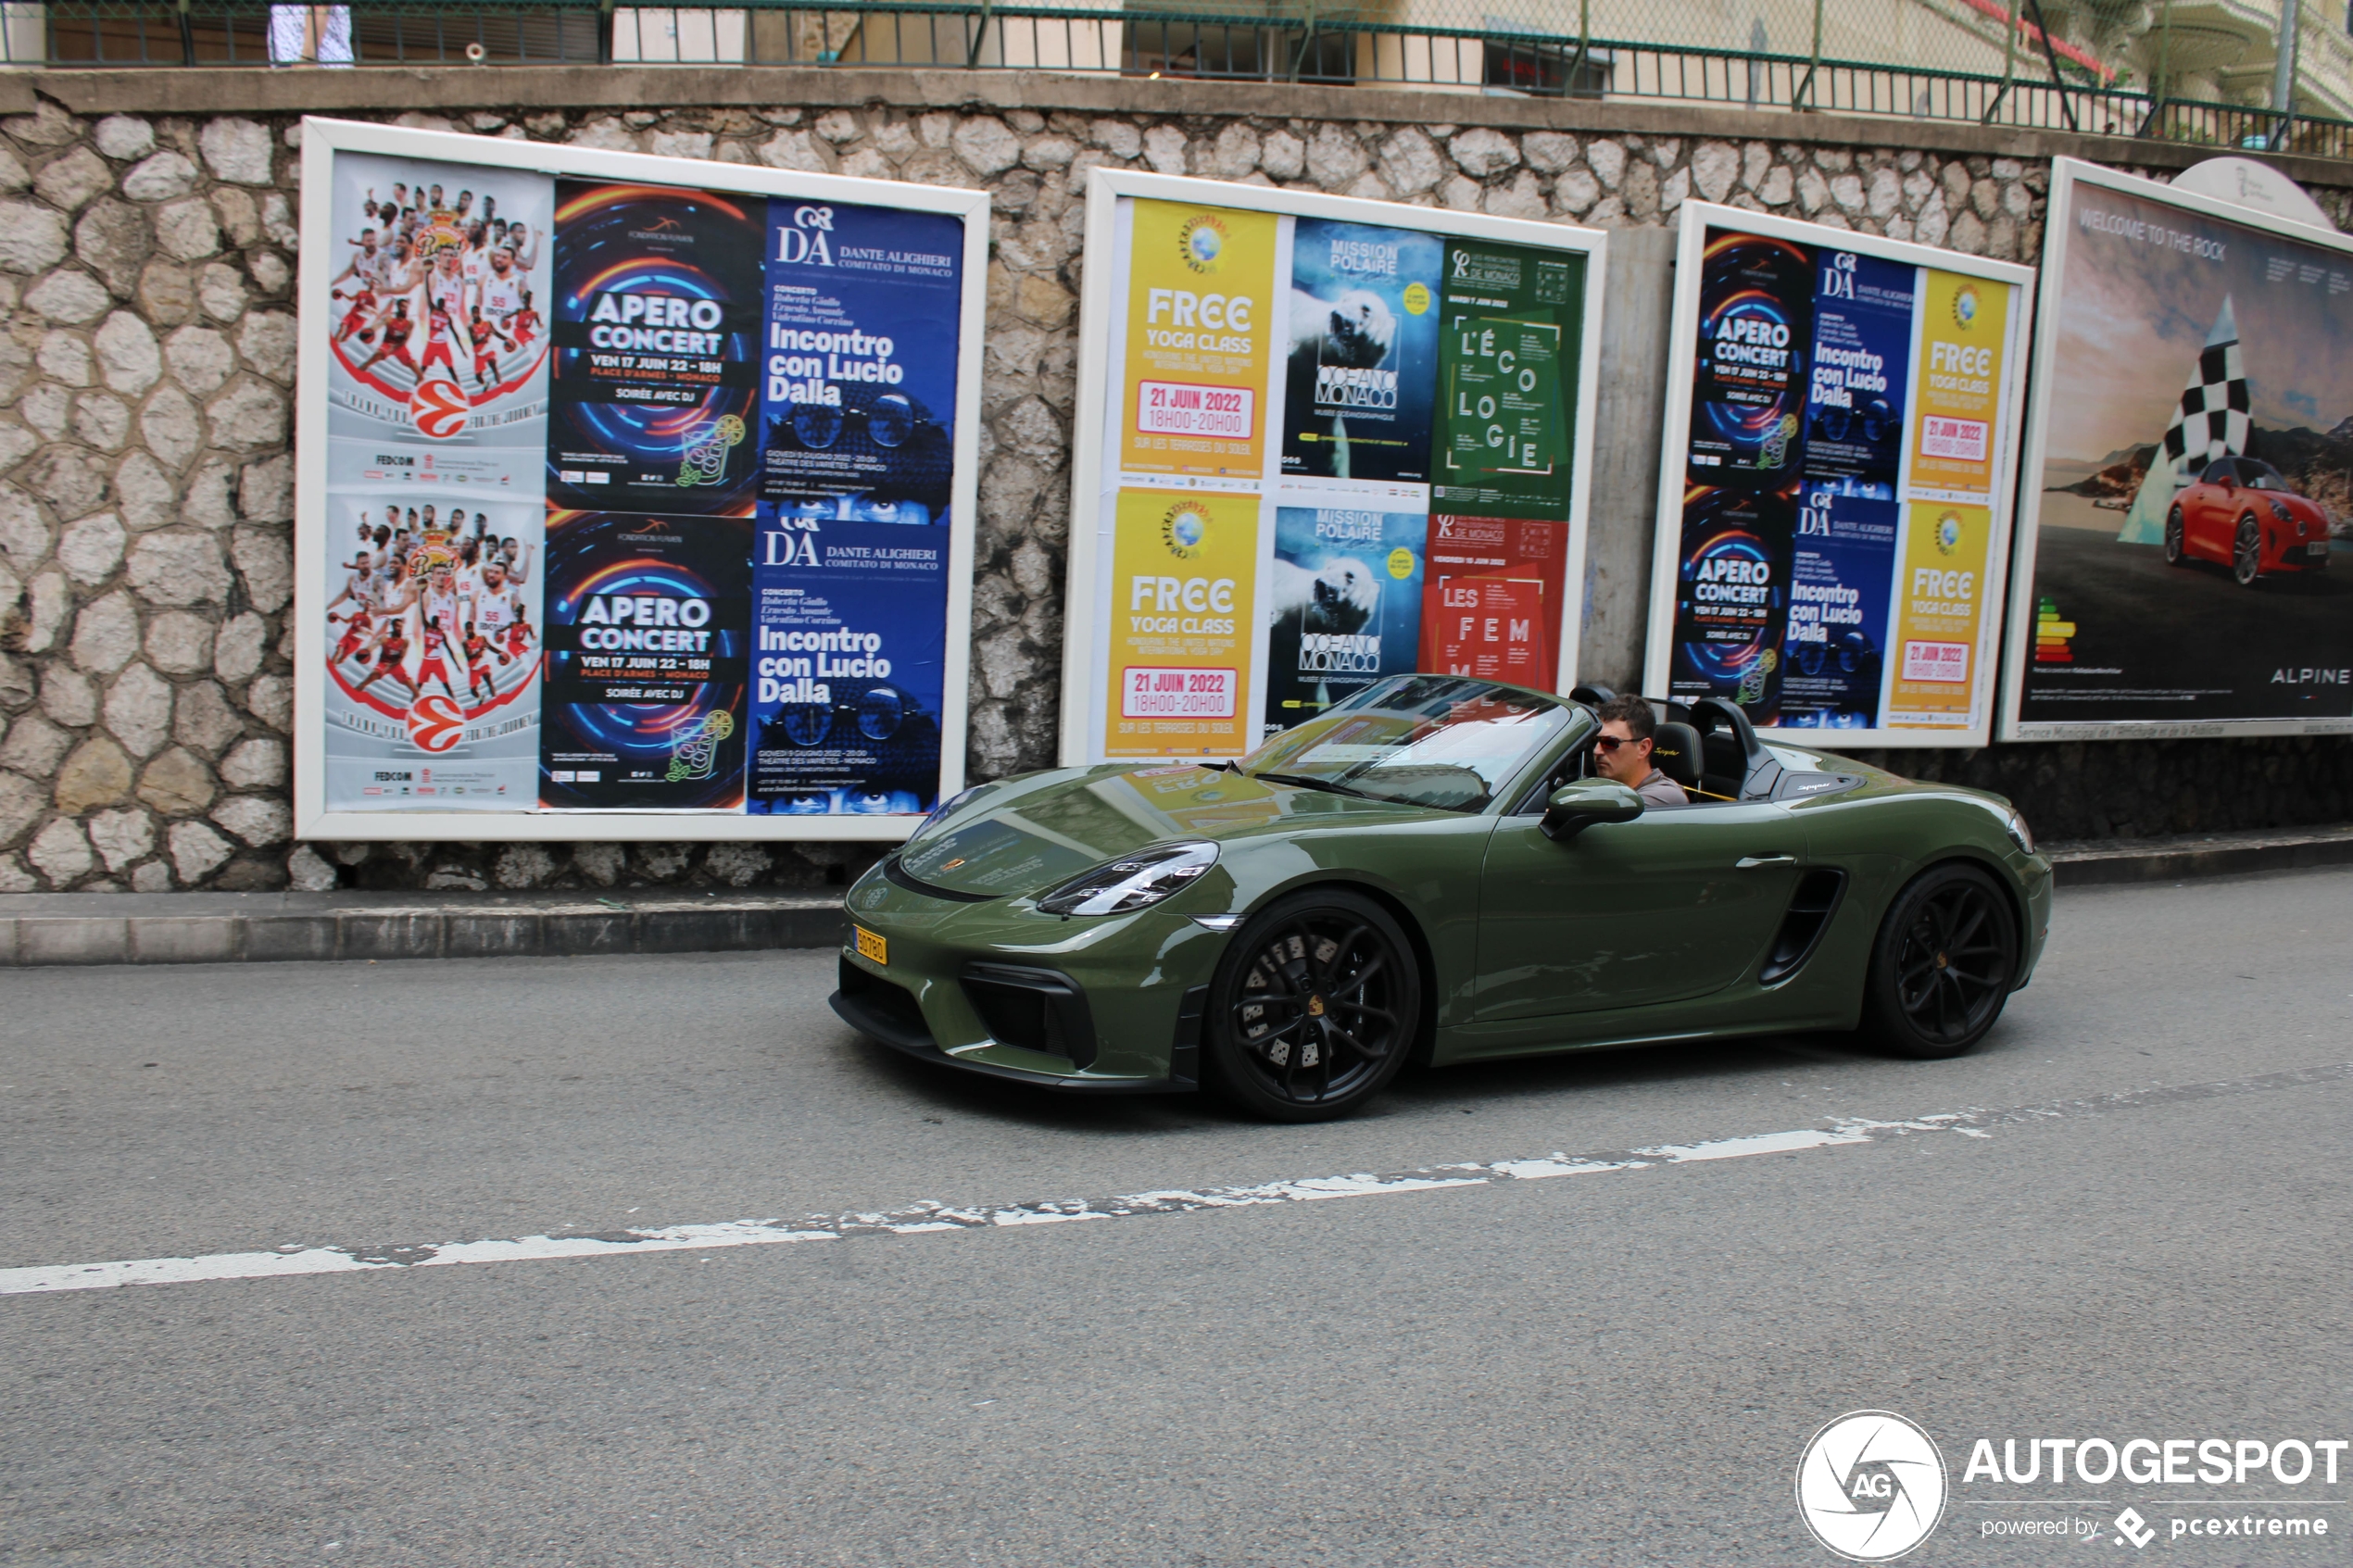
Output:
[8, 0, 2353, 163]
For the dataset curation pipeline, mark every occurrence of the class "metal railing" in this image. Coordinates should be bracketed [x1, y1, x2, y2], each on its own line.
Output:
[9, 0, 2353, 163]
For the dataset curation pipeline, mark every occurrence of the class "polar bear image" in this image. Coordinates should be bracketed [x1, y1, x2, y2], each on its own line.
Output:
[1290, 286, 1397, 375]
[1267, 556, 1380, 638]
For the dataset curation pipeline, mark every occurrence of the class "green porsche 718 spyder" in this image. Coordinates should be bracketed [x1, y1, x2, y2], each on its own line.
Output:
[831, 674, 2052, 1122]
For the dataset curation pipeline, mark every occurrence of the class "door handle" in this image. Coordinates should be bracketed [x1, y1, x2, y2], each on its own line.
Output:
[1736, 854, 1795, 869]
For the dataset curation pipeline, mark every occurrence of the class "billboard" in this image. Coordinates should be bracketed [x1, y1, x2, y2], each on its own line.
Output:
[1060, 170, 1605, 766]
[1643, 205, 2032, 747]
[1999, 158, 2353, 739]
[294, 118, 988, 841]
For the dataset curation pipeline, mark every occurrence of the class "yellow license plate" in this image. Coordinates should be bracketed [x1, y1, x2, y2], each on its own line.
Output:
[853, 926, 888, 965]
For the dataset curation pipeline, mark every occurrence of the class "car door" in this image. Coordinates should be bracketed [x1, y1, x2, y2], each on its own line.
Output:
[2192, 459, 2233, 559]
[1471, 799, 1806, 1022]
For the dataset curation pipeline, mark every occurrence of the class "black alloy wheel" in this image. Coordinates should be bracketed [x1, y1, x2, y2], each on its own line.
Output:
[2234, 514, 2265, 586]
[1204, 889, 1421, 1122]
[1859, 862, 2020, 1060]
[2163, 506, 2187, 566]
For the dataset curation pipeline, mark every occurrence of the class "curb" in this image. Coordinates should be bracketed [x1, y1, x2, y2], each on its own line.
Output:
[0, 893, 844, 968]
[1, 829, 2347, 966]
[2046, 829, 2353, 887]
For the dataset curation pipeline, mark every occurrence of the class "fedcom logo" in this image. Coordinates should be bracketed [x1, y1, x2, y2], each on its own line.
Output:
[1796, 1411, 1948, 1562]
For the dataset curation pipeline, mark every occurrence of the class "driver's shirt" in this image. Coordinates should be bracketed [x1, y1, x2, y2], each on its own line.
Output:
[1635, 768, 1690, 807]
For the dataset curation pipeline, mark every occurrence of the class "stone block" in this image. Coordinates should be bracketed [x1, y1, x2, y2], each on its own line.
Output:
[18, 917, 128, 965]
[130, 916, 237, 963]
[339, 911, 443, 960]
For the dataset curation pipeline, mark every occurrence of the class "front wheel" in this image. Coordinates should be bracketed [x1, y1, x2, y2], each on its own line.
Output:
[1203, 889, 1422, 1122]
[1859, 863, 2020, 1060]
[2234, 514, 2264, 586]
[2163, 505, 2187, 566]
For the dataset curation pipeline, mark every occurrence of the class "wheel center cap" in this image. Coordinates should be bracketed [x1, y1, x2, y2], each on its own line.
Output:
[1933, 951, 1949, 970]
[1307, 994, 1326, 1017]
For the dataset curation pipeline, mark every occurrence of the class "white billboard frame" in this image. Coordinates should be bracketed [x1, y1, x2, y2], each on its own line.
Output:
[1641, 201, 2035, 749]
[293, 117, 990, 842]
[1996, 156, 2353, 742]
[1057, 168, 1609, 768]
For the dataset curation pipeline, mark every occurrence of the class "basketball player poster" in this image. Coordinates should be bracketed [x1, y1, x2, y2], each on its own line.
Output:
[545, 181, 766, 516]
[320, 152, 553, 812]
[538, 512, 753, 811]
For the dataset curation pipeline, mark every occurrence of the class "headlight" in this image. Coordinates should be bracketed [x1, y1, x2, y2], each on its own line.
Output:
[1037, 842, 1217, 917]
[910, 784, 986, 842]
[2269, 499, 2296, 525]
[2005, 809, 2035, 855]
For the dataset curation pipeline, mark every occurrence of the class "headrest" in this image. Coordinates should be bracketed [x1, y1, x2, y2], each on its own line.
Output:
[1650, 721, 1703, 787]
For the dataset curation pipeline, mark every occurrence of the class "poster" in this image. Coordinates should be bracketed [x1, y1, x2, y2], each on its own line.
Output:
[537, 511, 753, 811]
[1647, 207, 2028, 745]
[749, 515, 947, 815]
[1117, 197, 1280, 483]
[1886, 500, 1992, 727]
[1418, 513, 1569, 688]
[1102, 489, 1259, 759]
[546, 180, 765, 515]
[1063, 171, 1605, 766]
[1262, 506, 1428, 735]
[1278, 219, 1442, 486]
[761, 201, 963, 524]
[1779, 486, 1897, 729]
[320, 150, 554, 811]
[1430, 241, 1582, 519]
[2003, 160, 2353, 738]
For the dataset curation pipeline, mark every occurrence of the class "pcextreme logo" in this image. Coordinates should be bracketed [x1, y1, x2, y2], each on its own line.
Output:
[1796, 1411, 1948, 1562]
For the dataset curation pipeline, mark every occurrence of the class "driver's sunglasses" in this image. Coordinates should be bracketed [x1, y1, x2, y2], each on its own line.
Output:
[1593, 734, 1642, 751]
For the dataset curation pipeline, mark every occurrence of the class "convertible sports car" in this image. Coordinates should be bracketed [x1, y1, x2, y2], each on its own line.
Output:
[831, 675, 2051, 1122]
[2166, 456, 2333, 586]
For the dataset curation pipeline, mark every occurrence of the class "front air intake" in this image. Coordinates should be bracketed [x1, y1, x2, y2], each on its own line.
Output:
[1759, 870, 1848, 986]
[961, 963, 1098, 1068]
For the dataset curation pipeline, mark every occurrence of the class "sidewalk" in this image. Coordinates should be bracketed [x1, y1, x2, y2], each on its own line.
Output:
[1, 825, 2347, 966]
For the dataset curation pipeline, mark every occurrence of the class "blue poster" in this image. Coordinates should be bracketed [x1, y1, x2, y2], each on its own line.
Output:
[1280, 219, 1443, 484]
[546, 182, 766, 516]
[761, 200, 963, 526]
[1262, 507, 1428, 736]
[748, 514, 947, 815]
[538, 511, 752, 810]
[1670, 484, 1793, 721]
[1778, 485, 1897, 728]
[1688, 232, 1812, 488]
[1802, 249, 1915, 496]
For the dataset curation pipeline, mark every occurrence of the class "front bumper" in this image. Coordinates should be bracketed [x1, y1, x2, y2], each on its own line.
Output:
[827, 863, 1233, 1092]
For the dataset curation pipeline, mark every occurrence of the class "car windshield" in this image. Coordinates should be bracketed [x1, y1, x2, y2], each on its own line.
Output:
[2242, 461, 2287, 491]
[1235, 675, 1573, 813]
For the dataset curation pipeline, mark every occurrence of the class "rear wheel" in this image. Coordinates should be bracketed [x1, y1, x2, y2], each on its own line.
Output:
[1859, 863, 2020, 1060]
[2234, 514, 2264, 586]
[1203, 889, 1421, 1123]
[2163, 505, 2187, 566]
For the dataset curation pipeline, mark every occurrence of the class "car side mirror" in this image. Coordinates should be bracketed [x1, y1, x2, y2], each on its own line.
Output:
[1541, 780, 1643, 841]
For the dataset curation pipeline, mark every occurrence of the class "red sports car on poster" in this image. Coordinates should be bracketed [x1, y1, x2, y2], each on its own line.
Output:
[2166, 456, 2334, 586]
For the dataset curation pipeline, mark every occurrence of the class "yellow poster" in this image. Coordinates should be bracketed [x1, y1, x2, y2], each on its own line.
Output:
[1104, 489, 1259, 759]
[1120, 199, 1280, 479]
[1887, 501, 1991, 727]
[1907, 270, 2008, 498]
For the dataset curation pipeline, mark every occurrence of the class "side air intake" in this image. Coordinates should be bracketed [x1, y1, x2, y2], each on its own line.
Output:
[1759, 870, 1848, 986]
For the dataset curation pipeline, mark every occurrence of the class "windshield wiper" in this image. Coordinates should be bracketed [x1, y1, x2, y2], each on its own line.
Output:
[1250, 771, 1378, 799]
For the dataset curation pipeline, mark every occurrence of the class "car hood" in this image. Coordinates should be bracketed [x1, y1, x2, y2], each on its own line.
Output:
[893, 764, 1437, 898]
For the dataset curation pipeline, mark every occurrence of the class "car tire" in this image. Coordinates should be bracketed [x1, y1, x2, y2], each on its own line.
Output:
[2234, 514, 2264, 586]
[2163, 506, 2187, 566]
[1857, 862, 2020, 1060]
[1202, 888, 1422, 1123]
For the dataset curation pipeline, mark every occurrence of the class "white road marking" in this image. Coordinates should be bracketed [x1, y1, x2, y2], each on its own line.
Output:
[3, 1060, 2345, 1298]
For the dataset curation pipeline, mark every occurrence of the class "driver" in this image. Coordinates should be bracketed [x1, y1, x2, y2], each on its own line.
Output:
[1592, 696, 1689, 807]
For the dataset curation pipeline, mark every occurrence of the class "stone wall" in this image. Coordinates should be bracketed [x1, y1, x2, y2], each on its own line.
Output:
[0, 70, 2346, 891]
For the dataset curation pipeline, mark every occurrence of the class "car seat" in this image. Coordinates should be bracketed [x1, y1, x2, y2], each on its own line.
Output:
[1649, 721, 1705, 797]
[1685, 706, 1751, 801]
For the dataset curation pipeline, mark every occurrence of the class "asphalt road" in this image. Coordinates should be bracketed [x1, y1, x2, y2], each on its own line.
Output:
[3, 867, 2350, 1566]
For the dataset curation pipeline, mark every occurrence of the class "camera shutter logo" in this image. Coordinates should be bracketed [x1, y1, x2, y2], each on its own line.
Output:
[1795, 1411, 1947, 1562]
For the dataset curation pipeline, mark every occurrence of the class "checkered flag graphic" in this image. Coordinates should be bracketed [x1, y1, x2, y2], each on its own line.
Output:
[2158, 295, 2248, 470]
